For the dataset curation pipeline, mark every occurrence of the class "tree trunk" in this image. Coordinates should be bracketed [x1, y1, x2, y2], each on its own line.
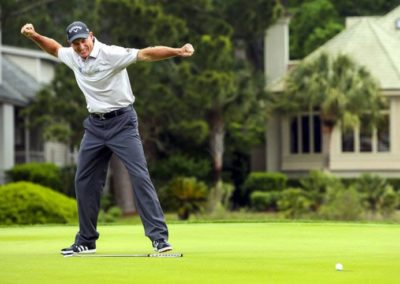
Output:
[110, 154, 136, 215]
[321, 121, 334, 171]
[209, 111, 225, 182]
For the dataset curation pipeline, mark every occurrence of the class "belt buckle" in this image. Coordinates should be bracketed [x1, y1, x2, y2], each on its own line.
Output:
[94, 113, 106, 120]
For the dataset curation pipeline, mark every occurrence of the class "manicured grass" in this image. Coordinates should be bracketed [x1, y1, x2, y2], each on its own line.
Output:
[1, 222, 400, 283]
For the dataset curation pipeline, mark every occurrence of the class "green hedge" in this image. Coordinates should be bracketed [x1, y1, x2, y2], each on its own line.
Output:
[250, 191, 281, 211]
[0, 182, 77, 225]
[242, 172, 287, 204]
[277, 188, 312, 218]
[245, 171, 400, 219]
[6, 163, 62, 192]
[318, 186, 363, 220]
[243, 172, 287, 192]
[6, 163, 77, 197]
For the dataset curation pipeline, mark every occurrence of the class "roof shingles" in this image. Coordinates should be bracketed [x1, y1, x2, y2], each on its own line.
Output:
[268, 6, 400, 92]
[0, 56, 41, 106]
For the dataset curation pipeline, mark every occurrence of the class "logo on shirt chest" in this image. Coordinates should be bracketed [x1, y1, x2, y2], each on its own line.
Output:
[77, 58, 109, 76]
[78, 66, 103, 75]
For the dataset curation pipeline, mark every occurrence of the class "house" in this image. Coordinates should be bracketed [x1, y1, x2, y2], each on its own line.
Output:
[260, 6, 400, 178]
[0, 44, 69, 184]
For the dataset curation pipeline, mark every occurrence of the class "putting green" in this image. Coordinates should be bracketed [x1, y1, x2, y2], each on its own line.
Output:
[0, 222, 399, 283]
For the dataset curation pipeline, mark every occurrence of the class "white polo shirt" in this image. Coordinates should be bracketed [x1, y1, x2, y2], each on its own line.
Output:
[58, 38, 139, 113]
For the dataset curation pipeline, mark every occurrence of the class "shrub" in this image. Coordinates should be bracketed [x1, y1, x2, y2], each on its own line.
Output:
[386, 178, 400, 192]
[150, 154, 211, 183]
[318, 186, 363, 220]
[242, 172, 287, 204]
[244, 172, 287, 192]
[287, 178, 302, 188]
[6, 163, 62, 192]
[378, 187, 399, 217]
[157, 185, 180, 212]
[59, 165, 77, 197]
[354, 173, 391, 213]
[277, 188, 312, 218]
[168, 177, 208, 220]
[98, 206, 123, 223]
[300, 170, 342, 211]
[0, 182, 77, 225]
[250, 191, 281, 211]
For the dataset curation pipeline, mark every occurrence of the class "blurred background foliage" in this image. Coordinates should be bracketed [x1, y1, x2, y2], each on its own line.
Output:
[1, 0, 400, 219]
[1, 0, 278, 208]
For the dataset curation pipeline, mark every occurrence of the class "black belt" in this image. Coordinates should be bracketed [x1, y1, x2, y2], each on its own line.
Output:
[90, 106, 132, 120]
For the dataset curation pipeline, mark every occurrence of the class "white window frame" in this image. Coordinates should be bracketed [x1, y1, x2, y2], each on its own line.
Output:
[340, 111, 390, 153]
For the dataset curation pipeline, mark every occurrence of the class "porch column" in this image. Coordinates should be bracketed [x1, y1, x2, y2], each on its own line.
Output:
[0, 103, 15, 184]
[266, 113, 281, 172]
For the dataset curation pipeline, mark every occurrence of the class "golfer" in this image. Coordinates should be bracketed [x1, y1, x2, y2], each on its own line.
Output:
[21, 21, 194, 255]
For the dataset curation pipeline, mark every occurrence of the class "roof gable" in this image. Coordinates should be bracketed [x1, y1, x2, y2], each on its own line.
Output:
[377, 5, 400, 36]
[269, 5, 400, 92]
[307, 17, 400, 89]
[0, 56, 41, 106]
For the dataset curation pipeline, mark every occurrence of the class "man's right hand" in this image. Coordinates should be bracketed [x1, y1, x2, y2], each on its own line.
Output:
[21, 23, 36, 38]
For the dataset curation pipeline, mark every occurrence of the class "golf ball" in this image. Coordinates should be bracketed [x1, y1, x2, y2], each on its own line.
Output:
[335, 263, 343, 271]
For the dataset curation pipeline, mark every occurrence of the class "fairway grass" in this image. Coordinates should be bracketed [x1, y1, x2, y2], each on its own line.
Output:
[0, 222, 399, 283]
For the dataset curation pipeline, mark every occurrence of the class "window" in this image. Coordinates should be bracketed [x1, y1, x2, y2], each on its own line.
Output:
[290, 112, 322, 154]
[313, 115, 322, 152]
[301, 115, 310, 153]
[290, 118, 298, 153]
[341, 127, 355, 152]
[340, 113, 390, 153]
[377, 114, 390, 152]
[359, 115, 373, 152]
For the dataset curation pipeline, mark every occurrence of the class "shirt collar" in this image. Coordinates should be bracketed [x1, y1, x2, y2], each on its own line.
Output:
[89, 37, 101, 58]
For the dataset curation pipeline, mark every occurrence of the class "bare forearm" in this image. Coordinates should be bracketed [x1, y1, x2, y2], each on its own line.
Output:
[138, 44, 195, 62]
[21, 23, 62, 57]
[137, 46, 180, 61]
[30, 33, 62, 57]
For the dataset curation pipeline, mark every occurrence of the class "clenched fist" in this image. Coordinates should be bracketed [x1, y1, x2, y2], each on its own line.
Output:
[180, 43, 195, 57]
[21, 23, 36, 38]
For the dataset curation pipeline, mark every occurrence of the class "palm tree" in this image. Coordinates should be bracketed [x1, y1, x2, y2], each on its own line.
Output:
[277, 52, 385, 170]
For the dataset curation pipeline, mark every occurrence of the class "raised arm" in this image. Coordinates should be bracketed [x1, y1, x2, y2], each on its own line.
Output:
[20, 23, 62, 58]
[137, 43, 195, 62]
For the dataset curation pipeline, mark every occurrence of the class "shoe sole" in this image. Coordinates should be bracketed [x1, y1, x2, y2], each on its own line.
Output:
[60, 249, 96, 256]
[157, 246, 173, 253]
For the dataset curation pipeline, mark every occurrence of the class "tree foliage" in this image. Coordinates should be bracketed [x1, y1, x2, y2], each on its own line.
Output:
[273, 52, 386, 169]
[283, 53, 385, 127]
[23, 64, 87, 147]
[289, 0, 343, 59]
[5, 0, 398, 203]
[3, 1, 279, 190]
[287, 0, 400, 59]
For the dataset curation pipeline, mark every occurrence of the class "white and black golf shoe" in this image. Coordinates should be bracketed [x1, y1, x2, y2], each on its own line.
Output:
[60, 243, 96, 256]
[152, 239, 173, 253]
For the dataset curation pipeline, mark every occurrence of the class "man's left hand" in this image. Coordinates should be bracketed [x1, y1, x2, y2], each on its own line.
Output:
[180, 43, 195, 57]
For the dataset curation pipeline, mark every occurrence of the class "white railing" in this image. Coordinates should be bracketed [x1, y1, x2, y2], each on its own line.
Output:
[15, 151, 45, 164]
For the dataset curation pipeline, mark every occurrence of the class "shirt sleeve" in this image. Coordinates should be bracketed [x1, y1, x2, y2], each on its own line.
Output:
[57, 47, 75, 70]
[105, 45, 139, 70]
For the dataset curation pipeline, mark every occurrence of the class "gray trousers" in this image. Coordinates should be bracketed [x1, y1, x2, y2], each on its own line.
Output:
[74, 106, 168, 245]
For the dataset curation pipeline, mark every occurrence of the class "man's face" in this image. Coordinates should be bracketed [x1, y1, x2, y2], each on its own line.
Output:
[71, 32, 94, 59]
